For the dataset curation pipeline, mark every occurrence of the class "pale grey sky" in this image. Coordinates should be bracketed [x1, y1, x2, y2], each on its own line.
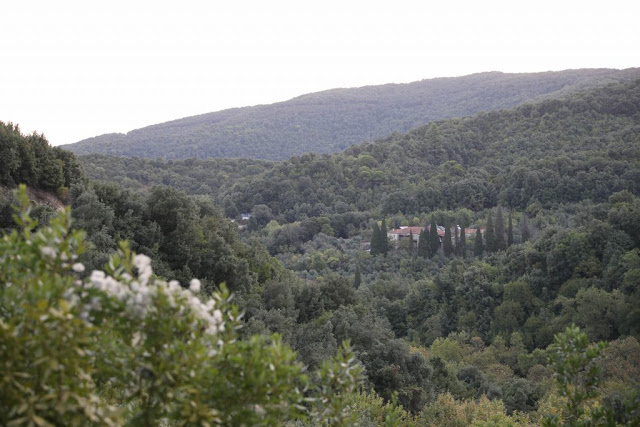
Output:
[1, 0, 638, 146]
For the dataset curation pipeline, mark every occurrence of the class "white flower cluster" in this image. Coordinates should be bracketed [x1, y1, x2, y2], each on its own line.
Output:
[38, 243, 82, 271]
[79, 254, 225, 338]
[40, 246, 57, 258]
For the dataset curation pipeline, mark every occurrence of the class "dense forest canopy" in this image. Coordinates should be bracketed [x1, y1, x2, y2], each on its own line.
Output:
[77, 154, 274, 197]
[64, 68, 640, 160]
[3, 71, 640, 425]
[0, 121, 86, 230]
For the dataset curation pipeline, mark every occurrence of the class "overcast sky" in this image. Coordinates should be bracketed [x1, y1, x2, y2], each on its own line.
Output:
[1, 0, 638, 146]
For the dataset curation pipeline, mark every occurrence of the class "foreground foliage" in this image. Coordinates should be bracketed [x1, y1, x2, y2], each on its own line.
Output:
[0, 186, 362, 425]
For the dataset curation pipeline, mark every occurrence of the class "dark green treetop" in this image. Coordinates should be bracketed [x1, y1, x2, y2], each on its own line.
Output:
[474, 228, 484, 258]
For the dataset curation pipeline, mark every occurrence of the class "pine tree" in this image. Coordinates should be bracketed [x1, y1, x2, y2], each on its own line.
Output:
[485, 211, 496, 253]
[370, 222, 381, 255]
[460, 225, 467, 258]
[443, 224, 453, 256]
[354, 265, 361, 288]
[495, 206, 506, 251]
[474, 228, 484, 258]
[507, 211, 514, 247]
[429, 219, 439, 257]
[380, 219, 389, 255]
[521, 213, 530, 243]
[417, 228, 429, 258]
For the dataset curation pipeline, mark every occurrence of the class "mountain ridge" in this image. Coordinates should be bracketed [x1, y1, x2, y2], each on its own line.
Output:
[64, 68, 640, 160]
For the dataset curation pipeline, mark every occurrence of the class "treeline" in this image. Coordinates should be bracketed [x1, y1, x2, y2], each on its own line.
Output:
[379, 207, 523, 259]
[0, 122, 84, 193]
[64, 68, 640, 160]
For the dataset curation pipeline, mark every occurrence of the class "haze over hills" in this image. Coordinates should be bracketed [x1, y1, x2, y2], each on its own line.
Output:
[64, 68, 640, 160]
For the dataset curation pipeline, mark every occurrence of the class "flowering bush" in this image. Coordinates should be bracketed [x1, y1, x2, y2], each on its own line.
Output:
[0, 186, 361, 426]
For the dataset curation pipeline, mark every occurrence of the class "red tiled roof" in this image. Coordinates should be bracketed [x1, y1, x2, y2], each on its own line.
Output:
[465, 228, 485, 236]
[425, 226, 446, 237]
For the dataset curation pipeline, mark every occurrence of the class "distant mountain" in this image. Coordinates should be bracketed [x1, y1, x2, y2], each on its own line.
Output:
[64, 68, 640, 160]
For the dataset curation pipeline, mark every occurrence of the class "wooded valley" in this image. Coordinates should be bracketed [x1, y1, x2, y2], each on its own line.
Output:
[2, 73, 640, 425]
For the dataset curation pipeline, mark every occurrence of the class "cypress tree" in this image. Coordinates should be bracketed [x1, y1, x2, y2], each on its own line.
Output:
[521, 213, 530, 243]
[507, 211, 514, 247]
[380, 219, 389, 255]
[474, 228, 484, 258]
[454, 226, 460, 255]
[354, 265, 361, 288]
[429, 219, 439, 257]
[443, 224, 453, 256]
[460, 225, 467, 258]
[485, 211, 496, 253]
[371, 222, 381, 255]
[417, 228, 429, 258]
[495, 206, 506, 251]
[408, 229, 415, 254]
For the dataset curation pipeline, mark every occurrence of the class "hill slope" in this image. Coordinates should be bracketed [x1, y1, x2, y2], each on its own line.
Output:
[221, 78, 640, 224]
[64, 68, 640, 160]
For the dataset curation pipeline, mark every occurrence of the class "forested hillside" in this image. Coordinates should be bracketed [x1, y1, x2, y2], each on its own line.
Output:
[3, 74, 640, 425]
[224, 78, 640, 223]
[65, 68, 640, 160]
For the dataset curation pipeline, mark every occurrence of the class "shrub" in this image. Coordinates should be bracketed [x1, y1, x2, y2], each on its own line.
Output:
[0, 185, 361, 426]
